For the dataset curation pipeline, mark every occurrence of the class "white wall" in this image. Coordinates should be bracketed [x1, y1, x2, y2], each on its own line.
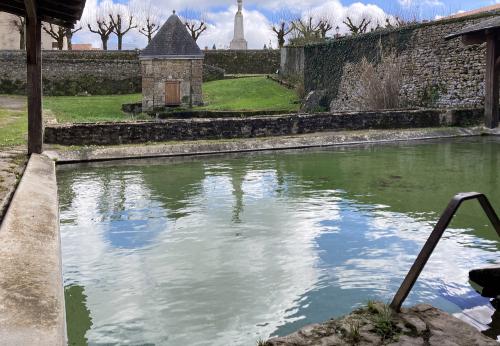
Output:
[0, 12, 62, 50]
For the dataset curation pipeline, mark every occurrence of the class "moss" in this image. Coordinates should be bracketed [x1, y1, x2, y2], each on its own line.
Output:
[418, 83, 448, 107]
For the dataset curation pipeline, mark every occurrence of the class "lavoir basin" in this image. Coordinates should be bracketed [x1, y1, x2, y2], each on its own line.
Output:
[58, 137, 500, 345]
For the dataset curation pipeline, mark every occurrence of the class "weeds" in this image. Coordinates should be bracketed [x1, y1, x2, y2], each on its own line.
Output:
[346, 320, 361, 344]
[372, 304, 400, 341]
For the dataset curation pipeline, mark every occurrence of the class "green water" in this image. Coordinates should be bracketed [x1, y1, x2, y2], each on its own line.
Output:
[58, 137, 500, 345]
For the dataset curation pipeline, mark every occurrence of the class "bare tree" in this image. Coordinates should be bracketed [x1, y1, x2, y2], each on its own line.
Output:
[65, 24, 82, 51]
[43, 23, 66, 50]
[318, 18, 334, 38]
[109, 4, 137, 50]
[10, 16, 26, 50]
[88, 9, 114, 50]
[138, 5, 161, 43]
[292, 17, 321, 40]
[271, 10, 294, 48]
[343, 17, 371, 35]
[182, 10, 208, 42]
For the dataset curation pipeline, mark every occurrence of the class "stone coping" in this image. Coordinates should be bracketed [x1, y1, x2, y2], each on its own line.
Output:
[0, 154, 65, 345]
[45, 127, 485, 164]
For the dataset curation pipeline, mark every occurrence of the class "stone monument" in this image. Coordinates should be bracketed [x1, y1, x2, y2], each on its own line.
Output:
[230, 0, 248, 50]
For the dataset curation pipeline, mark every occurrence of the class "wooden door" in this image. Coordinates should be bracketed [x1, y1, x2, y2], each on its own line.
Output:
[165, 81, 181, 106]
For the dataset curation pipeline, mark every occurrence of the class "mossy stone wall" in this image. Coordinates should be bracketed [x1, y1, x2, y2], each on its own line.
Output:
[304, 13, 496, 110]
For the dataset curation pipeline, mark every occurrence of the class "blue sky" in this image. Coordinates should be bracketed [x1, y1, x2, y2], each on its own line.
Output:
[77, 0, 500, 50]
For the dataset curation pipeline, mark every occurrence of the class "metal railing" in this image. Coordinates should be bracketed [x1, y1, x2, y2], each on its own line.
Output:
[390, 192, 500, 312]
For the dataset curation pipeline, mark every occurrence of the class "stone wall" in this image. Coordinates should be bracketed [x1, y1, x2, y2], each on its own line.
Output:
[44, 108, 482, 146]
[203, 50, 280, 74]
[0, 50, 141, 95]
[280, 47, 305, 80]
[304, 13, 496, 111]
[0, 49, 279, 96]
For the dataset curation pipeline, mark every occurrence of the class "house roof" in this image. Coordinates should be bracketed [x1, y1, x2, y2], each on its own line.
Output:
[0, 0, 86, 28]
[446, 4, 500, 20]
[446, 16, 500, 40]
[141, 13, 203, 60]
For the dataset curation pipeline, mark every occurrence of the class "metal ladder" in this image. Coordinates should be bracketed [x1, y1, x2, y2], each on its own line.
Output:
[390, 192, 500, 312]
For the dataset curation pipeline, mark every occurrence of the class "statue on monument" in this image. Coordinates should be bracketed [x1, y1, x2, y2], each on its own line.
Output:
[230, 0, 248, 50]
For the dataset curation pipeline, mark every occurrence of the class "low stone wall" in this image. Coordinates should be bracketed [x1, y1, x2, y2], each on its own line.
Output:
[44, 108, 483, 146]
[203, 50, 280, 74]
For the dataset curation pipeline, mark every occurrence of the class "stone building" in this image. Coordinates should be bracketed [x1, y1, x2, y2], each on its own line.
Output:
[0, 12, 56, 50]
[230, 0, 248, 50]
[140, 12, 204, 111]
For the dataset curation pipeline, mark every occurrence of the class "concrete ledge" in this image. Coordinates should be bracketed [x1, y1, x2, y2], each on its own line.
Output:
[45, 127, 484, 164]
[0, 154, 64, 345]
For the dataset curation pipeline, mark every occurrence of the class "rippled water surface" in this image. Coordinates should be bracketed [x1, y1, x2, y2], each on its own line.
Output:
[58, 137, 500, 345]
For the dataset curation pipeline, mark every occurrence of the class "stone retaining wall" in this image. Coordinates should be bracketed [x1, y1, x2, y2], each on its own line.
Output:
[304, 12, 497, 111]
[0, 50, 279, 96]
[203, 50, 280, 74]
[44, 108, 483, 146]
[0, 50, 142, 95]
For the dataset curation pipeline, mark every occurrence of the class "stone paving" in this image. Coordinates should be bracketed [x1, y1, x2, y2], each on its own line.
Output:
[266, 303, 498, 346]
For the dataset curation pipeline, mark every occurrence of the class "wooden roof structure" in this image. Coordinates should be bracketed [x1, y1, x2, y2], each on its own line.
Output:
[0, 0, 86, 28]
[0, 0, 86, 154]
[446, 17, 500, 129]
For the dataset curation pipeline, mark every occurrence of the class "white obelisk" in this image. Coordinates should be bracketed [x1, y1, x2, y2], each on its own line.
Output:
[230, 0, 248, 50]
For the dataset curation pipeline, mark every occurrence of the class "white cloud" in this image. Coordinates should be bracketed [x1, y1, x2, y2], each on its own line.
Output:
[75, 0, 391, 50]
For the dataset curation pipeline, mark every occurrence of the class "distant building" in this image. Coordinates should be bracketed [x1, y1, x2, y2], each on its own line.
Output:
[140, 12, 204, 111]
[72, 44, 99, 51]
[0, 12, 56, 50]
[230, 0, 247, 50]
[446, 4, 500, 20]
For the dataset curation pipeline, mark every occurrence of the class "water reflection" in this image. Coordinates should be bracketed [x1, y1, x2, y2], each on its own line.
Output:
[58, 137, 500, 345]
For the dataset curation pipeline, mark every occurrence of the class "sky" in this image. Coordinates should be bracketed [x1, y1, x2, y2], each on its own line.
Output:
[74, 0, 500, 50]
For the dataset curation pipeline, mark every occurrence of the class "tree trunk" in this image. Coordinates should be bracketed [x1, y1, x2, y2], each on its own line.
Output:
[57, 37, 64, 50]
[117, 35, 123, 50]
[102, 37, 108, 51]
[66, 33, 73, 50]
[20, 30, 25, 50]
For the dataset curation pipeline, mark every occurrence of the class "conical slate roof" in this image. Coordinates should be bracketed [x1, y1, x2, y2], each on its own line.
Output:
[140, 13, 203, 59]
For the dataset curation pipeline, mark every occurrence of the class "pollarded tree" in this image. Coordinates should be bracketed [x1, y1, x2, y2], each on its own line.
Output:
[138, 4, 161, 43]
[43, 23, 66, 50]
[343, 17, 371, 35]
[270, 10, 295, 48]
[88, 10, 115, 50]
[182, 10, 208, 42]
[65, 24, 82, 50]
[318, 15, 334, 38]
[10, 16, 26, 50]
[109, 4, 137, 50]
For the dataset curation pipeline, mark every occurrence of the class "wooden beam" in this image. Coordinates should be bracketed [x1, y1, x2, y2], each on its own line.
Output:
[25, 3, 43, 154]
[24, 0, 37, 19]
[485, 34, 500, 129]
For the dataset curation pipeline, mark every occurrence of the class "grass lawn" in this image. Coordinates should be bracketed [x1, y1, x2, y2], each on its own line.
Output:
[0, 77, 299, 126]
[201, 76, 299, 111]
[0, 108, 27, 148]
[44, 94, 142, 123]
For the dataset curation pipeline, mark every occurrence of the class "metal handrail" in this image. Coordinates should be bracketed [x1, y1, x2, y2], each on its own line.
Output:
[390, 192, 500, 312]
